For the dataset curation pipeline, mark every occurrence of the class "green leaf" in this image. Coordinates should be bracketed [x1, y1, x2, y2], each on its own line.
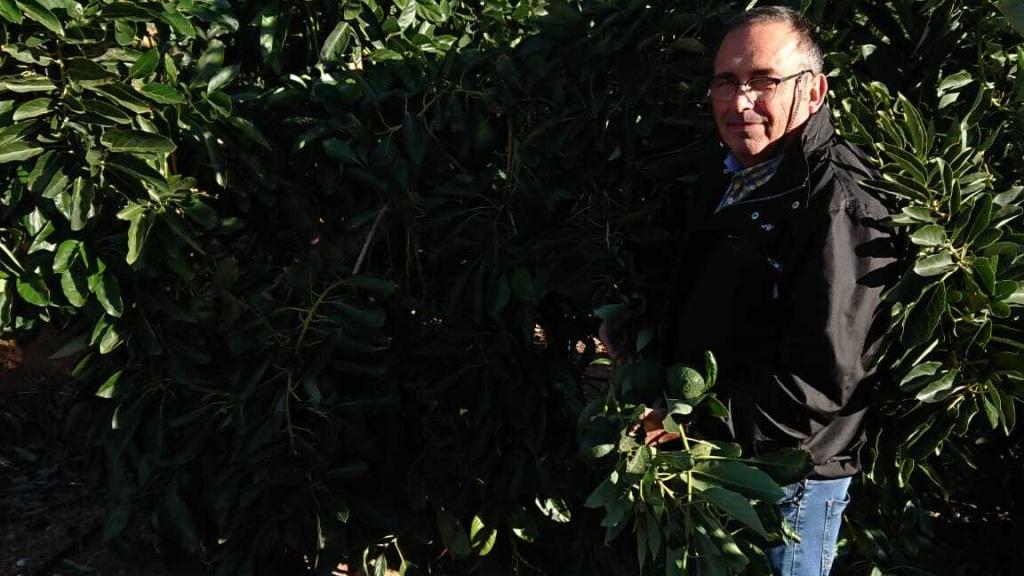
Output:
[507, 508, 538, 542]
[323, 138, 363, 165]
[95, 370, 122, 398]
[398, 0, 416, 30]
[916, 370, 958, 403]
[126, 209, 154, 265]
[0, 279, 11, 330]
[469, 516, 497, 556]
[692, 460, 783, 501]
[974, 257, 997, 295]
[665, 548, 683, 576]
[70, 178, 95, 231]
[902, 283, 946, 348]
[191, 40, 225, 87]
[92, 267, 124, 317]
[0, 74, 56, 93]
[436, 509, 471, 557]
[748, 449, 813, 485]
[138, 82, 187, 105]
[703, 396, 729, 418]
[880, 144, 928, 182]
[999, 389, 1016, 434]
[371, 553, 387, 576]
[61, 264, 88, 307]
[937, 92, 960, 110]
[901, 206, 937, 223]
[704, 351, 718, 389]
[158, 5, 196, 38]
[207, 65, 239, 94]
[49, 333, 88, 360]
[982, 390, 1000, 429]
[0, 241, 24, 277]
[862, 176, 924, 202]
[128, 48, 160, 80]
[16, 275, 50, 306]
[584, 477, 619, 509]
[696, 486, 769, 538]
[900, 361, 943, 390]
[914, 252, 956, 277]
[13, 97, 51, 121]
[627, 445, 653, 475]
[349, 274, 396, 296]
[113, 19, 135, 45]
[99, 320, 123, 354]
[53, 239, 80, 273]
[65, 58, 117, 87]
[369, 49, 404, 62]
[28, 221, 55, 254]
[78, 98, 133, 124]
[937, 71, 973, 95]
[320, 21, 353, 62]
[257, 4, 291, 72]
[0, 0, 23, 24]
[655, 451, 694, 471]
[991, 300, 1011, 318]
[336, 302, 385, 328]
[535, 496, 572, 523]
[106, 153, 170, 194]
[964, 194, 994, 244]
[692, 524, 731, 576]
[101, 2, 153, 20]
[910, 225, 947, 247]
[666, 399, 694, 420]
[225, 116, 272, 150]
[1006, 285, 1024, 305]
[15, 0, 62, 36]
[896, 94, 928, 156]
[0, 141, 44, 164]
[89, 83, 150, 114]
[101, 130, 176, 154]
[999, 0, 1024, 36]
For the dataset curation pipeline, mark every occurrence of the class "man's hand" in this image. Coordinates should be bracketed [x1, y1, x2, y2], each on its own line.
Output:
[641, 407, 681, 446]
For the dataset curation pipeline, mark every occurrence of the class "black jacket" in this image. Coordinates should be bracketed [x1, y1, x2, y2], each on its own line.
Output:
[665, 106, 897, 478]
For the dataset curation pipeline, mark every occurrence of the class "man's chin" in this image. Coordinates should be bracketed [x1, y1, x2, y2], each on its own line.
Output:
[725, 140, 768, 166]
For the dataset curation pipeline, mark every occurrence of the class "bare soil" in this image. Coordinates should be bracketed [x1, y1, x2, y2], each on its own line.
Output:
[1, 338, 204, 576]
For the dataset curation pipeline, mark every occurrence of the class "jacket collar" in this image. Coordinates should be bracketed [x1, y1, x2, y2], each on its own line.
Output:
[795, 102, 836, 157]
[750, 103, 836, 202]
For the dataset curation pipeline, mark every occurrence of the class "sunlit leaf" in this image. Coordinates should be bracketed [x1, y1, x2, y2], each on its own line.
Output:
[101, 130, 176, 154]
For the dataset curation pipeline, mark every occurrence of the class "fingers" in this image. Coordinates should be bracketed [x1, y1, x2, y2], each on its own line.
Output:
[644, 429, 681, 446]
[640, 408, 677, 445]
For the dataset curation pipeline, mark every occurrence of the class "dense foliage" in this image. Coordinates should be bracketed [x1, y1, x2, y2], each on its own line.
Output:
[1, 0, 1022, 574]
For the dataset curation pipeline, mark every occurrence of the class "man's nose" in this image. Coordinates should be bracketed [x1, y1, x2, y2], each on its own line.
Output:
[730, 87, 757, 111]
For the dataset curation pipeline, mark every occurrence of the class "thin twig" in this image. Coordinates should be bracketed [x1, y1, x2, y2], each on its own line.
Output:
[354, 206, 388, 275]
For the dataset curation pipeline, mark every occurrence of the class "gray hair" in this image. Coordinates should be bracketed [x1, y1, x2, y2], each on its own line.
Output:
[722, 6, 824, 74]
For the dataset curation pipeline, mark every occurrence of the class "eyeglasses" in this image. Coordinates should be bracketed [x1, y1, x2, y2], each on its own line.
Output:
[708, 70, 813, 102]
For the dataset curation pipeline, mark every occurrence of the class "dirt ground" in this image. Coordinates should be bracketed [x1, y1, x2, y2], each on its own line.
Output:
[1, 335, 207, 576]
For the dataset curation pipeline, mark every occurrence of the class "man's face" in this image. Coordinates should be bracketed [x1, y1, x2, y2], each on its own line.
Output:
[712, 21, 815, 167]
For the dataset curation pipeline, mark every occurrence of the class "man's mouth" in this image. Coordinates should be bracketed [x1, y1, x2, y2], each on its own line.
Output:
[727, 116, 766, 127]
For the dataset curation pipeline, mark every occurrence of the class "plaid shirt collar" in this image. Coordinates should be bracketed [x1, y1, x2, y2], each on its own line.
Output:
[716, 153, 785, 211]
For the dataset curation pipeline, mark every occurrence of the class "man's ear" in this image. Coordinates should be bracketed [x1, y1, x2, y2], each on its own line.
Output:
[807, 73, 828, 114]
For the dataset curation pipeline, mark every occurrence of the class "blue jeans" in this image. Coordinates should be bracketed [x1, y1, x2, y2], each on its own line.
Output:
[768, 477, 852, 576]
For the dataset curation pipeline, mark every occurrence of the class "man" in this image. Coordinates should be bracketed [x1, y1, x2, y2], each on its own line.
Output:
[655, 7, 895, 576]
